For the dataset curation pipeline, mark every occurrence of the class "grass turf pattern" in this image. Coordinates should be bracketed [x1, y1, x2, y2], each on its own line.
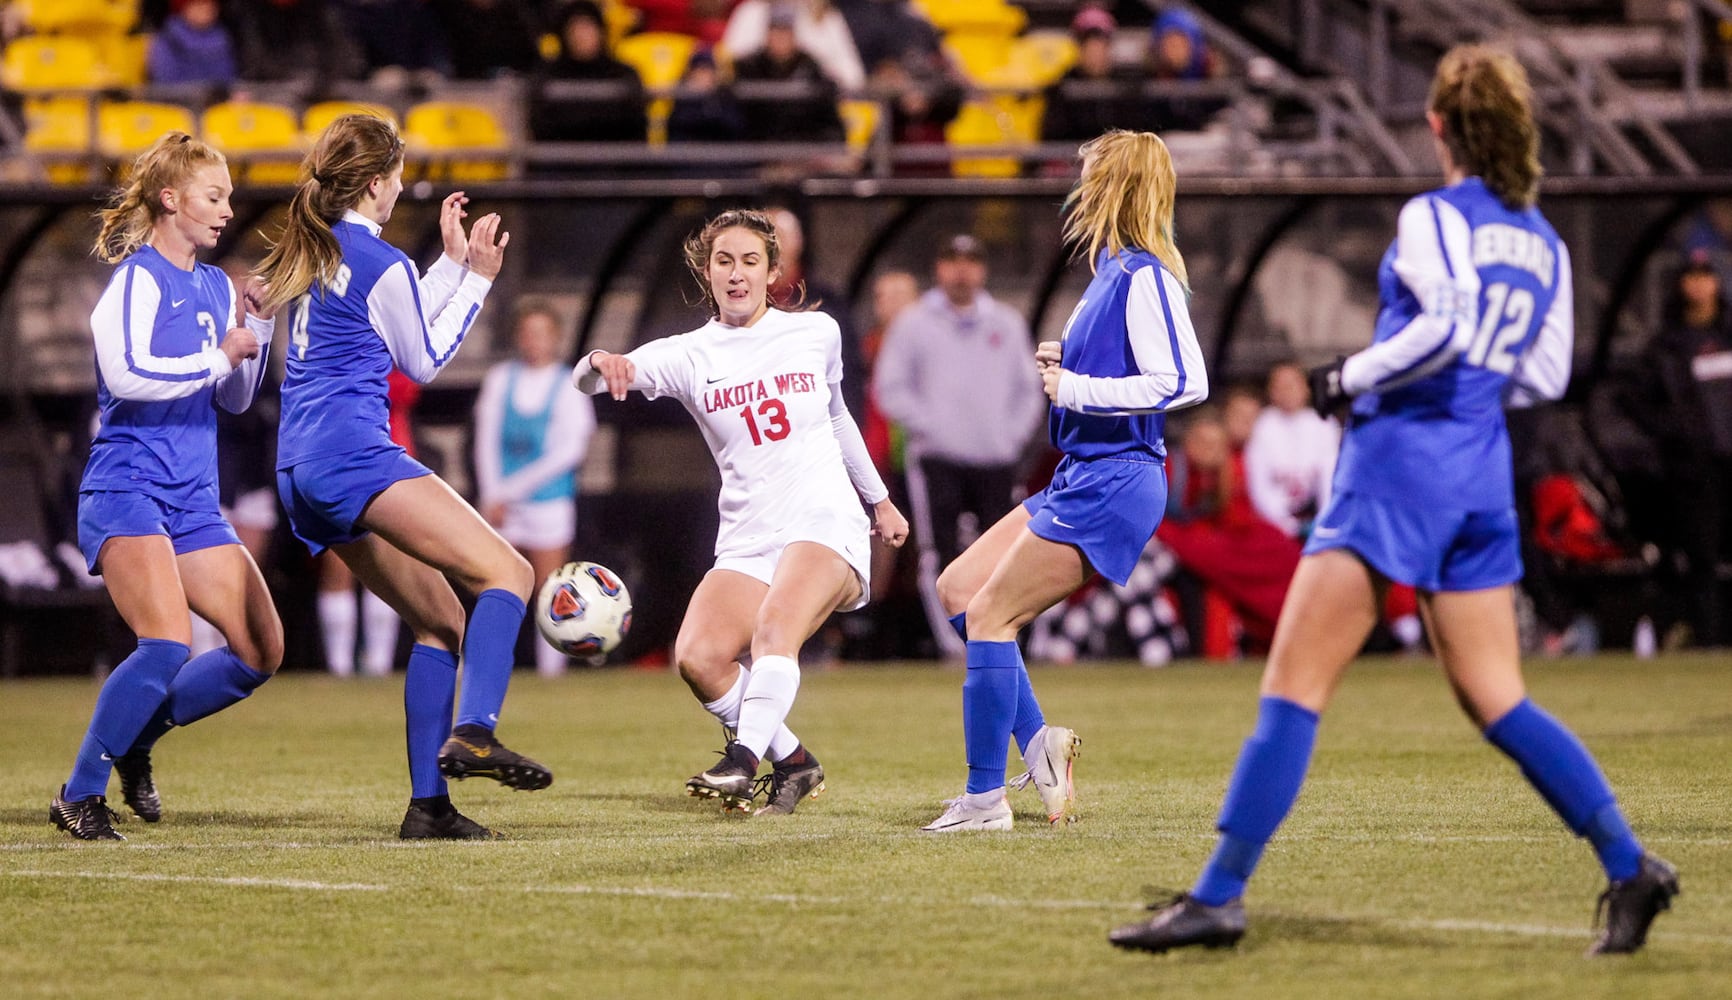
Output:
[2, 654, 1728, 998]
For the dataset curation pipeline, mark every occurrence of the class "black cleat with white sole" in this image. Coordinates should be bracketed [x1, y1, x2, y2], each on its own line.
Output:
[686, 741, 760, 812]
[1109, 894, 1246, 954]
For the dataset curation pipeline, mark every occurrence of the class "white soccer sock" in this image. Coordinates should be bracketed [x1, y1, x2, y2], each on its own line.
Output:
[535, 636, 568, 677]
[702, 666, 802, 761]
[735, 655, 800, 760]
[360, 589, 399, 676]
[318, 590, 356, 677]
[765, 725, 802, 763]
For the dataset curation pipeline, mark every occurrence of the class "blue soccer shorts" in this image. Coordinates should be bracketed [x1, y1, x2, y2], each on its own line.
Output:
[1304, 488, 1523, 591]
[1022, 455, 1166, 586]
[277, 443, 432, 556]
[77, 490, 240, 574]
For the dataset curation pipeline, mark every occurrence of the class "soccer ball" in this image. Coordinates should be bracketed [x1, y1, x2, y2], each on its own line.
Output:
[534, 561, 632, 657]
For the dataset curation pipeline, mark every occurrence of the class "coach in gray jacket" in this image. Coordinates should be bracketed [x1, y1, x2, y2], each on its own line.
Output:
[873, 234, 1047, 656]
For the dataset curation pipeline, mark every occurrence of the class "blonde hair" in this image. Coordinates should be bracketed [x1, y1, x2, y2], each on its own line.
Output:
[682, 208, 797, 318]
[1428, 44, 1542, 210]
[255, 114, 405, 310]
[1062, 130, 1188, 288]
[93, 132, 228, 263]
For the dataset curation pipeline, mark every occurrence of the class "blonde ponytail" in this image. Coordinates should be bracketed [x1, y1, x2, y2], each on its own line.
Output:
[93, 131, 227, 263]
[1429, 45, 1542, 210]
[256, 113, 405, 310]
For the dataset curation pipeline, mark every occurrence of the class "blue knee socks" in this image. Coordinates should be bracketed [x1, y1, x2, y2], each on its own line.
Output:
[1193, 696, 1320, 906]
[1484, 698, 1642, 881]
[129, 647, 270, 753]
[962, 640, 1022, 793]
[405, 644, 457, 799]
[951, 612, 1045, 755]
[455, 589, 525, 730]
[65, 639, 190, 800]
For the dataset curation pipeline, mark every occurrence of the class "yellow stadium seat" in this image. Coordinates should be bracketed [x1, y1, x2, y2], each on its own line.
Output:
[202, 101, 303, 184]
[23, 95, 95, 184]
[840, 99, 881, 154]
[97, 100, 197, 159]
[95, 32, 148, 87]
[920, 0, 1026, 36]
[942, 34, 1015, 89]
[1008, 31, 1077, 89]
[945, 97, 1029, 178]
[20, 0, 137, 34]
[302, 101, 397, 137]
[403, 101, 510, 181]
[614, 31, 696, 91]
[0, 36, 106, 92]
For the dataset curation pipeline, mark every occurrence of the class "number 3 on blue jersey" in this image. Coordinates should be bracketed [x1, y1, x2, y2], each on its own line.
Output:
[1466, 281, 1533, 374]
[196, 310, 219, 351]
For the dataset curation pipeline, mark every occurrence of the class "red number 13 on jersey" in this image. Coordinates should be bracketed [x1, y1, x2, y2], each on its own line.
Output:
[738, 399, 791, 446]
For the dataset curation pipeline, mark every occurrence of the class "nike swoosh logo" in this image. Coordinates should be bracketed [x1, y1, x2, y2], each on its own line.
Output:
[705, 375, 733, 384]
[1051, 518, 1077, 529]
[170, 298, 187, 308]
[452, 739, 492, 759]
[100, 753, 113, 761]
[1313, 526, 1340, 538]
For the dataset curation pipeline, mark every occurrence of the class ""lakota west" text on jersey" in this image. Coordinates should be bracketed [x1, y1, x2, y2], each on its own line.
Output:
[702, 372, 820, 413]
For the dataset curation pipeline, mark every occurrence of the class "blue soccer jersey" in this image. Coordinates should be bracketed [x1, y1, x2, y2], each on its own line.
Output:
[1332, 178, 1573, 512]
[1049, 248, 1208, 460]
[277, 211, 490, 467]
[82, 246, 272, 511]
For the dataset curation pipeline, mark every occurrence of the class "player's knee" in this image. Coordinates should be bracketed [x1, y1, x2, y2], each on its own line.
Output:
[496, 549, 534, 601]
[243, 620, 285, 675]
[935, 565, 973, 617]
[962, 588, 1026, 640]
[674, 639, 733, 693]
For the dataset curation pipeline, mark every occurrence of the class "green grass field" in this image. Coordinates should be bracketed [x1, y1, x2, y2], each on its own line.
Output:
[2, 654, 1728, 999]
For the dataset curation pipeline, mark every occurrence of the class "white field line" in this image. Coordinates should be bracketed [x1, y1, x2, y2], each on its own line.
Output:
[3, 868, 1730, 946]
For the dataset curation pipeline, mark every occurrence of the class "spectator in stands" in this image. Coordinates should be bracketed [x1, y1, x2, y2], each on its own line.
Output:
[869, 53, 963, 177]
[731, 7, 844, 142]
[723, 0, 865, 92]
[765, 205, 863, 417]
[530, 0, 648, 143]
[1222, 383, 1260, 453]
[1040, 7, 1159, 144]
[1143, 6, 1229, 132]
[1244, 362, 1339, 539]
[334, 0, 451, 78]
[832, 0, 940, 72]
[628, 0, 736, 46]
[873, 234, 1045, 657]
[1618, 248, 1732, 647]
[667, 48, 746, 143]
[1157, 411, 1301, 655]
[147, 0, 239, 88]
[433, 0, 541, 80]
[231, 0, 363, 82]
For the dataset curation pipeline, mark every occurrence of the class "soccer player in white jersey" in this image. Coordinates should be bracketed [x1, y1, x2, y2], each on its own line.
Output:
[922, 130, 1209, 832]
[574, 209, 909, 814]
[1113, 46, 1677, 956]
[258, 115, 540, 840]
[52, 133, 283, 840]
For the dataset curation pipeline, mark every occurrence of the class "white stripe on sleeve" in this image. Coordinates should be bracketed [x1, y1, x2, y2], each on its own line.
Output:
[369, 259, 491, 384]
[91, 264, 231, 402]
[1507, 242, 1574, 408]
[1341, 196, 1480, 395]
[1055, 265, 1208, 414]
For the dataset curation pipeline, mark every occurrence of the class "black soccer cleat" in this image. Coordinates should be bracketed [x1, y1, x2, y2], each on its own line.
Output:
[437, 725, 553, 791]
[114, 748, 161, 823]
[754, 756, 826, 816]
[686, 741, 760, 813]
[398, 797, 501, 840]
[1588, 853, 1680, 955]
[50, 785, 125, 841]
[1109, 894, 1246, 954]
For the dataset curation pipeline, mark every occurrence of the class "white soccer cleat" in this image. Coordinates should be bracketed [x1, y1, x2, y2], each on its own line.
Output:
[1009, 725, 1081, 825]
[920, 794, 1012, 833]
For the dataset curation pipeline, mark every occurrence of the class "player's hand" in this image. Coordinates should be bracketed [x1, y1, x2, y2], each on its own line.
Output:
[1307, 356, 1350, 419]
[219, 326, 261, 366]
[465, 212, 509, 280]
[591, 351, 636, 401]
[1035, 340, 1062, 369]
[872, 498, 909, 548]
[439, 191, 470, 264]
[240, 276, 276, 320]
[1041, 364, 1065, 403]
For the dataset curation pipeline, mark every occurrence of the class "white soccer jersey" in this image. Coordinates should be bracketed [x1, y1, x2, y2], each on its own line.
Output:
[1243, 406, 1341, 537]
[577, 309, 885, 562]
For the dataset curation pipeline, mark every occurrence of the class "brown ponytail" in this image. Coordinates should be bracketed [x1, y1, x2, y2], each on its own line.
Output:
[93, 131, 227, 263]
[255, 113, 406, 310]
[1429, 45, 1542, 210]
